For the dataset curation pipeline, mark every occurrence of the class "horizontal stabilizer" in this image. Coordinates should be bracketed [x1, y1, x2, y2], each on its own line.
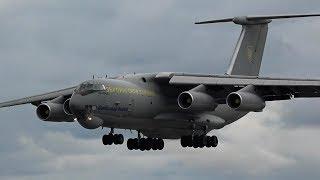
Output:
[195, 13, 320, 25]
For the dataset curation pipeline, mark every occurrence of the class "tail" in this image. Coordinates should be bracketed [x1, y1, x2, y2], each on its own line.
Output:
[196, 13, 320, 76]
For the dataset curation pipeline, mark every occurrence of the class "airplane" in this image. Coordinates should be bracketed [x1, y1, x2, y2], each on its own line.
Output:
[1, 13, 320, 151]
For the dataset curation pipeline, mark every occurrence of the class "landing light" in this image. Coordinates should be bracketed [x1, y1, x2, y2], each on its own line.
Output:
[88, 117, 92, 121]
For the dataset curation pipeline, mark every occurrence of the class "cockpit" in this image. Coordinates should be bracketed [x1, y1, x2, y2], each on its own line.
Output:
[75, 80, 106, 95]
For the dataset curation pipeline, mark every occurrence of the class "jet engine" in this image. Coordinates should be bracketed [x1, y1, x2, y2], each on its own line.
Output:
[178, 85, 216, 111]
[36, 102, 74, 122]
[226, 91, 265, 112]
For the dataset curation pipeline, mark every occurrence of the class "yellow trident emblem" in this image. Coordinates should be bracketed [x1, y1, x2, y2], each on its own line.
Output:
[247, 45, 254, 63]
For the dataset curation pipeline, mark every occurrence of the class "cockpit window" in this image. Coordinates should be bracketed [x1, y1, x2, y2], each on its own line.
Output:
[93, 84, 105, 90]
[76, 81, 106, 94]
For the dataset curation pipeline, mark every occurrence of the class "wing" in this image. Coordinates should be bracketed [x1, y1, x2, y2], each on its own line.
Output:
[0, 86, 76, 108]
[167, 73, 320, 103]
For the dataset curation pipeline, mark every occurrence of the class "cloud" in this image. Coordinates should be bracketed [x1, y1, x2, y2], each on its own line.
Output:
[3, 102, 320, 180]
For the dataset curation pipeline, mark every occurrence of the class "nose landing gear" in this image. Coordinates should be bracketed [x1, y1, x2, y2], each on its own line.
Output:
[102, 128, 124, 146]
[101, 129, 164, 151]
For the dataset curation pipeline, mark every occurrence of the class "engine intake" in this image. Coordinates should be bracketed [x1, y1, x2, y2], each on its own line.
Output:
[178, 91, 216, 111]
[226, 92, 265, 112]
[63, 98, 73, 115]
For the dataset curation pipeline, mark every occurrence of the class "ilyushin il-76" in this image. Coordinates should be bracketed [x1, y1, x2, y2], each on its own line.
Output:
[1, 14, 320, 151]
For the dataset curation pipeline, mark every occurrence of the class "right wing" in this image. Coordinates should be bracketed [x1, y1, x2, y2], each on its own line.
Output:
[0, 86, 76, 108]
[167, 73, 320, 103]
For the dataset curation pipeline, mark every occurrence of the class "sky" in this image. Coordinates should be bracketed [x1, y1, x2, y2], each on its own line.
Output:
[1, 0, 320, 179]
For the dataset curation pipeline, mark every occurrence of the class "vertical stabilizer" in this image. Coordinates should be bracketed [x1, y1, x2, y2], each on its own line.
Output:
[226, 23, 268, 76]
[195, 14, 320, 76]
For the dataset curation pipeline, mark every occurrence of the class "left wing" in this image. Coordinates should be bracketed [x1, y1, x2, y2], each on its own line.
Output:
[0, 87, 76, 108]
[168, 74, 320, 102]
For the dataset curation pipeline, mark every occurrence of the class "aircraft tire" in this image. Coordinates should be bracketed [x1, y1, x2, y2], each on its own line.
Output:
[180, 136, 188, 147]
[151, 138, 158, 150]
[193, 135, 199, 148]
[102, 135, 108, 145]
[114, 134, 124, 145]
[211, 136, 218, 147]
[127, 139, 134, 150]
[145, 138, 153, 151]
[199, 135, 205, 148]
[205, 136, 211, 148]
[139, 138, 146, 151]
[132, 138, 139, 150]
[102, 134, 113, 145]
[186, 136, 193, 147]
[158, 139, 164, 150]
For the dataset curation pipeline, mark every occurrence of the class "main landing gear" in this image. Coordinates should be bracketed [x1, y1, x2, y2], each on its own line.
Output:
[127, 138, 164, 151]
[102, 128, 124, 145]
[127, 131, 164, 151]
[180, 135, 218, 148]
[102, 129, 164, 151]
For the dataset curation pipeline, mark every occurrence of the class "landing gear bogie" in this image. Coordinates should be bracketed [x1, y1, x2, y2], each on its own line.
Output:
[127, 138, 164, 151]
[181, 135, 218, 149]
[102, 134, 124, 146]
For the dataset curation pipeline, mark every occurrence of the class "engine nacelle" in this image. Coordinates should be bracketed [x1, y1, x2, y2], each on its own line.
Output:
[36, 102, 74, 122]
[226, 92, 265, 112]
[178, 91, 216, 111]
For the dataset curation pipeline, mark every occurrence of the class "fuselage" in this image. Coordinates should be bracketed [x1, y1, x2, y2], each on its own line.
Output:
[69, 73, 247, 139]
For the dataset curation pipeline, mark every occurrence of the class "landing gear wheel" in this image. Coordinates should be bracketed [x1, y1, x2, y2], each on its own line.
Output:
[102, 135, 108, 145]
[192, 135, 199, 148]
[132, 138, 139, 150]
[114, 134, 124, 145]
[127, 139, 134, 150]
[199, 135, 205, 148]
[181, 135, 218, 149]
[186, 136, 193, 147]
[139, 138, 146, 151]
[181, 136, 188, 147]
[205, 136, 211, 148]
[102, 134, 113, 145]
[157, 139, 164, 150]
[151, 138, 158, 150]
[145, 138, 152, 151]
[211, 136, 218, 147]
